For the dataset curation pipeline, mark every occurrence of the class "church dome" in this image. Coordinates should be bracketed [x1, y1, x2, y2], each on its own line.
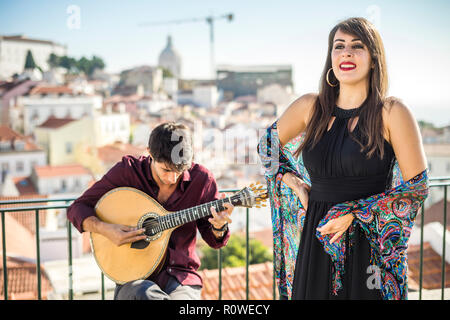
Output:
[158, 35, 182, 79]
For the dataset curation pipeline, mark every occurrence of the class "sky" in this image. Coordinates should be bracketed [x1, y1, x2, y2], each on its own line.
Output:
[1, 0, 450, 125]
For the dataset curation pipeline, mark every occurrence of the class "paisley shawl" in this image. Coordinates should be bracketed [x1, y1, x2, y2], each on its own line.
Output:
[257, 121, 429, 300]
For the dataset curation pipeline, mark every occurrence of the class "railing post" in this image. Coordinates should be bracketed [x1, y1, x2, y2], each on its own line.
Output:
[441, 186, 447, 300]
[246, 207, 249, 300]
[218, 248, 222, 300]
[1, 211, 7, 300]
[66, 218, 73, 300]
[419, 205, 425, 300]
[101, 272, 105, 300]
[273, 251, 276, 300]
[35, 209, 41, 300]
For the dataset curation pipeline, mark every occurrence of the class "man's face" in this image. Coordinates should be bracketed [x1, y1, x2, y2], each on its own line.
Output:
[150, 157, 183, 186]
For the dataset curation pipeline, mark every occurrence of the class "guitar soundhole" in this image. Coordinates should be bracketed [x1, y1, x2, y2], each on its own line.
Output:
[142, 216, 159, 237]
[136, 212, 162, 242]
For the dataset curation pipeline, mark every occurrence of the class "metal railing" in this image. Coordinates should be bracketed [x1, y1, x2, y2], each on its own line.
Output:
[0, 178, 449, 300]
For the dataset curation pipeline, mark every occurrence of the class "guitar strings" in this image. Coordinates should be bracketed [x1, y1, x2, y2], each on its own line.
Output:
[140, 193, 244, 231]
[141, 194, 240, 229]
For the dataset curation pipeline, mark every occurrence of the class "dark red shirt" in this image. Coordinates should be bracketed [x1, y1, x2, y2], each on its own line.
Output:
[67, 155, 230, 289]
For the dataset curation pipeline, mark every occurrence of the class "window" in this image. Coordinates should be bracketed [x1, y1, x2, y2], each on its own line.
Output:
[74, 179, 81, 190]
[1, 162, 9, 172]
[16, 161, 24, 173]
[61, 180, 67, 192]
[65, 142, 73, 154]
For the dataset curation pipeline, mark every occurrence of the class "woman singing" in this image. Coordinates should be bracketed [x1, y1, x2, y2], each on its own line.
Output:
[258, 17, 428, 300]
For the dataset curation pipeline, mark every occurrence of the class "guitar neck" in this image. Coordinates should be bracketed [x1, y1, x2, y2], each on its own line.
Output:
[157, 194, 242, 231]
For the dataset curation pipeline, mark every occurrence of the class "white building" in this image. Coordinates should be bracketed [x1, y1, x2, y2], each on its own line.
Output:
[163, 78, 178, 97]
[30, 164, 93, 196]
[17, 85, 102, 135]
[158, 35, 182, 79]
[0, 34, 67, 80]
[115, 66, 163, 96]
[94, 107, 130, 147]
[0, 125, 46, 179]
[257, 83, 297, 116]
[193, 85, 219, 109]
[424, 143, 450, 207]
[136, 93, 176, 114]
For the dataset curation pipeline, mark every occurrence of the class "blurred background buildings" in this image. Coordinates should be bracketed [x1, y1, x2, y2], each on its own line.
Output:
[0, 0, 449, 300]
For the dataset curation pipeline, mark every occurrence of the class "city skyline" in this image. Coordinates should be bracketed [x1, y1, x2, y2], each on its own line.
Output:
[1, 0, 450, 125]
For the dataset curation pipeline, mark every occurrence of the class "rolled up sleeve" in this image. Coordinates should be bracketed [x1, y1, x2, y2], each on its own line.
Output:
[196, 177, 230, 249]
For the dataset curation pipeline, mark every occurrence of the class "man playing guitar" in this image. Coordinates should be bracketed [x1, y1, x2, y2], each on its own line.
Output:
[67, 122, 234, 300]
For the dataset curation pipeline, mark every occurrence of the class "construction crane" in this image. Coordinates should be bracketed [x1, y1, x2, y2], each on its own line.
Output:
[138, 13, 234, 79]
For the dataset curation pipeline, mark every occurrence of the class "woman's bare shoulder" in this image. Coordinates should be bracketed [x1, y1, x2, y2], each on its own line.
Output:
[382, 96, 413, 142]
[382, 96, 415, 124]
[277, 92, 318, 146]
[382, 96, 427, 180]
[289, 92, 318, 124]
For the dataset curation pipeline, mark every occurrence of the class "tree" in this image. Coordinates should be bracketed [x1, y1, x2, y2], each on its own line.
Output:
[24, 50, 37, 70]
[90, 55, 105, 73]
[59, 55, 77, 72]
[46, 53, 106, 77]
[47, 53, 60, 69]
[418, 120, 436, 129]
[199, 234, 272, 270]
[162, 67, 174, 78]
[77, 56, 91, 76]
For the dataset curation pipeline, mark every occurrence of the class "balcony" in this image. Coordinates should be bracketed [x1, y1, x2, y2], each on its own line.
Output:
[1, 178, 449, 300]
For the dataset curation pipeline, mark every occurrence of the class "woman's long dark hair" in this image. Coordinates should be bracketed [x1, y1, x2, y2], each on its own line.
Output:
[294, 17, 396, 159]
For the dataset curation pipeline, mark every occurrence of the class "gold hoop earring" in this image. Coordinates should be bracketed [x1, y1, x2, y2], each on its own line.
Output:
[326, 67, 338, 87]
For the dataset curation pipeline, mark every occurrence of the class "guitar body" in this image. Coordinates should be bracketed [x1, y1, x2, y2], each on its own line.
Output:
[91, 187, 172, 284]
[89, 183, 267, 285]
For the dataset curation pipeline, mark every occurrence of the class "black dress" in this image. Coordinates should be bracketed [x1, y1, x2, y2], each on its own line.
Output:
[291, 104, 395, 300]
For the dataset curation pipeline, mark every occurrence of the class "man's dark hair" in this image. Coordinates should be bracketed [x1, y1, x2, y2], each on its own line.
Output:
[148, 122, 193, 172]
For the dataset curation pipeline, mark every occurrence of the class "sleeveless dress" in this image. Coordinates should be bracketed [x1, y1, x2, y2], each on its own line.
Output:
[291, 104, 396, 300]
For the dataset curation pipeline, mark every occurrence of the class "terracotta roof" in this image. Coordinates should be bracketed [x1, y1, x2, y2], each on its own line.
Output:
[418, 199, 450, 227]
[407, 242, 450, 290]
[0, 195, 53, 300]
[0, 210, 38, 259]
[97, 142, 147, 165]
[29, 86, 73, 95]
[0, 79, 32, 95]
[249, 228, 273, 250]
[36, 117, 76, 129]
[198, 240, 449, 299]
[198, 262, 277, 300]
[0, 255, 53, 300]
[12, 177, 39, 196]
[0, 195, 48, 236]
[104, 94, 142, 104]
[34, 164, 92, 178]
[0, 125, 42, 151]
